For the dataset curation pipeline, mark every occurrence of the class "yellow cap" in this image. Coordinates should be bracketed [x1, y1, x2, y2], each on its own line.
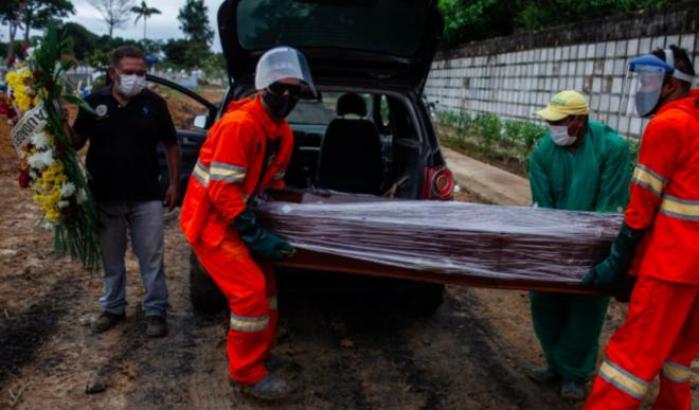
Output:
[536, 90, 590, 122]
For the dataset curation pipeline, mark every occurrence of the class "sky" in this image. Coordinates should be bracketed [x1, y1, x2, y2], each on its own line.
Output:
[1, 0, 225, 52]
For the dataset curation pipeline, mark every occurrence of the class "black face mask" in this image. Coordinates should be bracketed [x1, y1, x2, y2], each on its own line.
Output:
[263, 91, 298, 119]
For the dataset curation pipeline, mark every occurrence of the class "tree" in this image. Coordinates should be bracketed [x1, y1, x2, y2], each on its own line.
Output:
[19, 0, 74, 42]
[130, 0, 161, 40]
[162, 38, 210, 69]
[89, 0, 135, 38]
[0, 0, 22, 65]
[178, 0, 213, 45]
[60, 22, 99, 60]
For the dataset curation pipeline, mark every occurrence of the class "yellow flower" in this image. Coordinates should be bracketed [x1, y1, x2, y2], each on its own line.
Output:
[31, 162, 69, 223]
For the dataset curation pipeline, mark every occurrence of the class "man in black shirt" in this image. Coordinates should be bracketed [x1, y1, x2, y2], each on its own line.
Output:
[69, 46, 180, 337]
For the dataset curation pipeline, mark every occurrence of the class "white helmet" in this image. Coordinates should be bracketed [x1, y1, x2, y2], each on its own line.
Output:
[255, 46, 317, 98]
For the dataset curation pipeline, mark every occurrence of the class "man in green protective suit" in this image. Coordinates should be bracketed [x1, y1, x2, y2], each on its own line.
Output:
[527, 90, 630, 400]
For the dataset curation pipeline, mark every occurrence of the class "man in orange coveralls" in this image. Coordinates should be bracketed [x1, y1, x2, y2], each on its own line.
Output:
[583, 45, 699, 409]
[180, 46, 316, 401]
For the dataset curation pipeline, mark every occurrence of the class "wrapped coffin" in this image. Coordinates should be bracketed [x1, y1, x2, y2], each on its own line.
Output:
[258, 193, 623, 295]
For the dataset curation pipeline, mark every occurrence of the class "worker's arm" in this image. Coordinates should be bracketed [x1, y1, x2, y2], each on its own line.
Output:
[528, 144, 555, 208]
[205, 121, 251, 222]
[595, 134, 631, 213]
[584, 118, 680, 288]
[624, 116, 681, 229]
[267, 169, 286, 191]
[205, 121, 294, 260]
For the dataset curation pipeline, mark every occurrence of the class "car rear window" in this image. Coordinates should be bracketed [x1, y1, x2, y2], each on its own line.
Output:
[236, 0, 427, 57]
[287, 92, 373, 125]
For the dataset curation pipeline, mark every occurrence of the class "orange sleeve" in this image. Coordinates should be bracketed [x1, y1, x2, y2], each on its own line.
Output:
[624, 115, 681, 229]
[205, 119, 256, 222]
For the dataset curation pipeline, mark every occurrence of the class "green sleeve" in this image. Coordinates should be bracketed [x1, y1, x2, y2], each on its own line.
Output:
[528, 145, 555, 208]
[595, 135, 631, 213]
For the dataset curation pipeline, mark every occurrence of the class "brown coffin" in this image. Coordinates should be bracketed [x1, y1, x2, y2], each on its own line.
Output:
[258, 192, 623, 295]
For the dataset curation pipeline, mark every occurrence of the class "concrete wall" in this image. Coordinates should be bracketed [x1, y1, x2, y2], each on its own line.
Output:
[424, 3, 699, 138]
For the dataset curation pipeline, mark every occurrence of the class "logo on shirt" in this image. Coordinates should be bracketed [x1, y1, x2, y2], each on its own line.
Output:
[95, 104, 108, 117]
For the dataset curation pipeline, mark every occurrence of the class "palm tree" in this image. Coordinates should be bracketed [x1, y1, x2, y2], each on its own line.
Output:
[131, 0, 161, 40]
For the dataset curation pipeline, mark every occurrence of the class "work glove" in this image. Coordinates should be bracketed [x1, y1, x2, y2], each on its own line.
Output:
[233, 207, 295, 261]
[582, 223, 644, 290]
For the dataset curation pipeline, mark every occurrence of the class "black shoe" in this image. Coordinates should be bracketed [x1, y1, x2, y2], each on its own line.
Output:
[238, 374, 291, 401]
[145, 315, 167, 338]
[92, 311, 125, 334]
[560, 380, 586, 401]
[528, 367, 559, 383]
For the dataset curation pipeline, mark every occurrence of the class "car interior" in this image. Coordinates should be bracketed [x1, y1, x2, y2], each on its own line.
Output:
[284, 91, 422, 199]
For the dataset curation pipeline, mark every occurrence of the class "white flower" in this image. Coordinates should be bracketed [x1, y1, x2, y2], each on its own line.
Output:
[77, 189, 88, 204]
[27, 150, 55, 170]
[30, 131, 50, 149]
[60, 182, 76, 198]
[57, 200, 70, 209]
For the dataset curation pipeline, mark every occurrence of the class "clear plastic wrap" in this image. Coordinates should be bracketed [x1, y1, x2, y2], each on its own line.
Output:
[257, 194, 623, 290]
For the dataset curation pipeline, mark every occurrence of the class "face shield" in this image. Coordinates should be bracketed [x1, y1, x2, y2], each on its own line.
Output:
[255, 46, 317, 99]
[621, 65, 666, 117]
[621, 51, 695, 117]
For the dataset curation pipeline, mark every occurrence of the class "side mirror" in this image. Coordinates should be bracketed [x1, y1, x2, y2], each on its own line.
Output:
[193, 114, 208, 129]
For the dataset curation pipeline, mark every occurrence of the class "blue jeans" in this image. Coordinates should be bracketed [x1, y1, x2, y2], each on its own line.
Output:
[97, 201, 168, 317]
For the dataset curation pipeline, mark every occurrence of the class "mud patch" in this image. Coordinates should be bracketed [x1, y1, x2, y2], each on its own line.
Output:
[0, 278, 82, 383]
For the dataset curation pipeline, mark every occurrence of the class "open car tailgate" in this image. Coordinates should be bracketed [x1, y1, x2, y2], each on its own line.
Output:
[259, 192, 622, 296]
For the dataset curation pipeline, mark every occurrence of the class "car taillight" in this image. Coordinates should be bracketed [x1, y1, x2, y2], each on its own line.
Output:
[422, 166, 454, 200]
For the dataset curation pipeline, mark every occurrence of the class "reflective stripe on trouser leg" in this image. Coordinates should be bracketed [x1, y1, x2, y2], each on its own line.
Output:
[655, 300, 699, 410]
[656, 362, 693, 410]
[597, 359, 649, 400]
[662, 361, 692, 384]
[584, 276, 699, 410]
[191, 240, 272, 385]
[230, 312, 269, 332]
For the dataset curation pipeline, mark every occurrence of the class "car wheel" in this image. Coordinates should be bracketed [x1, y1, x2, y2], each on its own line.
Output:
[189, 251, 228, 314]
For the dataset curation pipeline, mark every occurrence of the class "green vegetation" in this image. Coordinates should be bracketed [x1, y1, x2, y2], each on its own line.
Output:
[436, 111, 547, 175]
[438, 0, 671, 48]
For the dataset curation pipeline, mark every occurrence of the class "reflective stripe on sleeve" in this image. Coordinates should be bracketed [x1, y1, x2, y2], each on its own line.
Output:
[598, 359, 649, 400]
[660, 195, 699, 221]
[632, 164, 667, 196]
[273, 170, 285, 181]
[662, 361, 692, 383]
[229, 312, 269, 332]
[210, 162, 246, 183]
[192, 161, 210, 187]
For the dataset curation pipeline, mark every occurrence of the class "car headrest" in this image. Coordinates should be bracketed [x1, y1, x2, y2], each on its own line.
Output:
[336, 93, 367, 117]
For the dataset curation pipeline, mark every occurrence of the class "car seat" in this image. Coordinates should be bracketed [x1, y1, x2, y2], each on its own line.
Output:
[317, 93, 382, 194]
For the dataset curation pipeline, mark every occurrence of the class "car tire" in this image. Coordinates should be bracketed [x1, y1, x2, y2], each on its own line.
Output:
[396, 282, 445, 316]
[189, 251, 228, 314]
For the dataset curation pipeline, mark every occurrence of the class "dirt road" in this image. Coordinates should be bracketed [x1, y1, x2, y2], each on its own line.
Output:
[1, 94, 697, 409]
